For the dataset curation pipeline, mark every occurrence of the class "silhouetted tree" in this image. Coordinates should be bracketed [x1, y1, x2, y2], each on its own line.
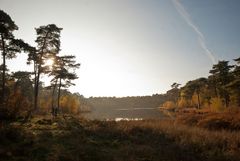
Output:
[33, 24, 62, 112]
[0, 10, 18, 103]
[12, 71, 33, 101]
[0, 10, 33, 105]
[48, 57, 59, 115]
[171, 82, 181, 89]
[55, 55, 80, 115]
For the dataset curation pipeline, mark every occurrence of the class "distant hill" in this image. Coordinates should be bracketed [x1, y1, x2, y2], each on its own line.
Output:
[84, 94, 168, 119]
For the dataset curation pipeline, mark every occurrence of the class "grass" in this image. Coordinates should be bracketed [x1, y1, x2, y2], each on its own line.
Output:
[176, 108, 240, 130]
[0, 115, 240, 161]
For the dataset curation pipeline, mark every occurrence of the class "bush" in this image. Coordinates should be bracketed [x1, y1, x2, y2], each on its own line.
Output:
[162, 101, 176, 110]
[176, 110, 240, 131]
[178, 98, 189, 108]
[197, 114, 232, 130]
[210, 97, 225, 112]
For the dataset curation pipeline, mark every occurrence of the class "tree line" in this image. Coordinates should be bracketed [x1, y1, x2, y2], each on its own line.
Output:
[0, 10, 82, 119]
[163, 58, 240, 111]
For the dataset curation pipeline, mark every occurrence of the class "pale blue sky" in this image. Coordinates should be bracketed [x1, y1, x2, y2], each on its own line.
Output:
[1, 0, 240, 97]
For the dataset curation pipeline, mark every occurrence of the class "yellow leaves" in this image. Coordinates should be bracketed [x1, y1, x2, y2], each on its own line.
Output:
[162, 101, 176, 110]
[60, 95, 80, 114]
[210, 97, 225, 112]
[178, 98, 189, 108]
[7, 87, 31, 115]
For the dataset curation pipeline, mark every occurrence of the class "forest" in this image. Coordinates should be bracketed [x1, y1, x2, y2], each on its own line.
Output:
[0, 10, 87, 120]
[1, 9, 240, 161]
[161, 58, 240, 111]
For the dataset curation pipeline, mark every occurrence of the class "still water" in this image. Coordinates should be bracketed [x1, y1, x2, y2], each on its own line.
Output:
[83, 107, 170, 120]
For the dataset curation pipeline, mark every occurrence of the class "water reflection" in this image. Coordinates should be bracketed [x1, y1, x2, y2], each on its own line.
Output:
[113, 118, 143, 121]
[83, 107, 168, 120]
[116, 108, 156, 111]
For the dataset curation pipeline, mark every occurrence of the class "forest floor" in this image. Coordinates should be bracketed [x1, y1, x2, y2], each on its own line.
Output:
[0, 113, 240, 161]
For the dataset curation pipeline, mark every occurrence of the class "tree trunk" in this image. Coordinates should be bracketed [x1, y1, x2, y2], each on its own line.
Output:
[224, 93, 230, 108]
[34, 70, 40, 112]
[197, 92, 201, 109]
[57, 78, 62, 115]
[32, 61, 37, 109]
[1, 34, 6, 104]
[214, 86, 218, 98]
[51, 79, 58, 116]
[33, 32, 49, 112]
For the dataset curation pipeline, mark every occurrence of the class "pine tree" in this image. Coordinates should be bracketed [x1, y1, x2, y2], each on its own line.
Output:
[209, 61, 234, 107]
[32, 24, 62, 112]
[0, 10, 32, 104]
[50, 55, 80, 115]
[0, 10, 18, 103]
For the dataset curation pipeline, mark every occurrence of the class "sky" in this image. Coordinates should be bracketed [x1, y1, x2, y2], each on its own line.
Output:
[0, 0, 240, 97]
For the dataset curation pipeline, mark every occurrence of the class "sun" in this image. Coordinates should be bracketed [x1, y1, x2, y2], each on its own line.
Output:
[45, 58, 54, 67]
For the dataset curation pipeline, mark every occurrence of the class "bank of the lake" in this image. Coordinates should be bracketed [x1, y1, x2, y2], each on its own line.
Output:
[1, 115, 240, 161]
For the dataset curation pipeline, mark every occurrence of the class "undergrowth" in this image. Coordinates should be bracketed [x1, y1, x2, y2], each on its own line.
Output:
[0, 115, 239, 161]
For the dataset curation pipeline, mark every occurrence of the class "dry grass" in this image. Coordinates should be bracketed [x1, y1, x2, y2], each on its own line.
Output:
[0, 115, 240, 161]
[118, 120, 240, 155]
[176, 108, 240, 130]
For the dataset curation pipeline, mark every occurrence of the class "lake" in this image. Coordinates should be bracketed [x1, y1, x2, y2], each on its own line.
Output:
[82, 107, 171, 120]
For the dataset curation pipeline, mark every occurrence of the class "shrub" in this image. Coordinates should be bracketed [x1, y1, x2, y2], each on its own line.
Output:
[162, 101, 176, 110]
[178, 98, 189, 108]
[210, 97, 225, 112]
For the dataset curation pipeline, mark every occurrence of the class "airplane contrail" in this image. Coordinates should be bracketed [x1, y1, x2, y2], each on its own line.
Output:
[172, 0, 217, 64]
